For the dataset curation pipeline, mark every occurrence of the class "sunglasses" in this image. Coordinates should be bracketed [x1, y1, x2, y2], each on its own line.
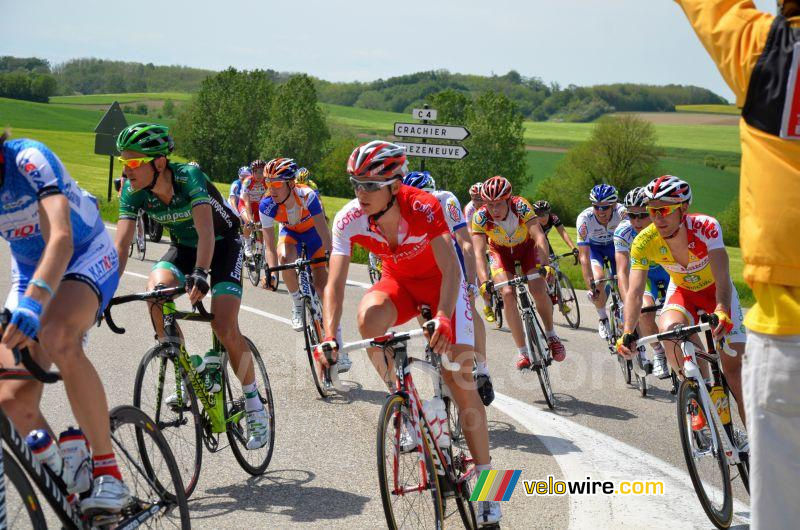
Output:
[647, 203, 683, 218]
[117, 156, 155, 169]
[593, 204, 614, 211]
[349, 176, 397, 193]
[628, 212, 650, 220]
[534, 210, 550, 217]
[267, 179, 288, 188]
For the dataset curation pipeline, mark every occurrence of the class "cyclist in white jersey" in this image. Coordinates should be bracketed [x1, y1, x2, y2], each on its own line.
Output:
[403, 172, 494, 406]
[229, 166, 249, 217]
[0, 134, 131, 514]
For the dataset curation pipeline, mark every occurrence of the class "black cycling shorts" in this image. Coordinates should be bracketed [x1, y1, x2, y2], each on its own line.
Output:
[153, 236, 243, 298]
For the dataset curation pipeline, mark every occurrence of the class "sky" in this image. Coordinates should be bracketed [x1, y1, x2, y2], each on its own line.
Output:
[1, 0, 779, 102]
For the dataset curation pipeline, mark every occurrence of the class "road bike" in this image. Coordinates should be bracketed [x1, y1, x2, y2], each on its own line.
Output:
[243, 222, 265, 287]
[128, 209, 147, 262]
[547, 251, 580, 329]
[0, 310, 190, 529]
[494, 270, 555, 410]
[266, 250, 330, 398]
[593, 257, 650, 397]
[104, 286, 275, 498]
[628, 313, 749, 529]
[320, 320, 478, 530]
[367, 252, 382, 285]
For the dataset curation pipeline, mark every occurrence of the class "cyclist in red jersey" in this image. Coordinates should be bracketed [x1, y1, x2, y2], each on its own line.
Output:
[315, 140, 502, 526]
[240, 159, 268, 258]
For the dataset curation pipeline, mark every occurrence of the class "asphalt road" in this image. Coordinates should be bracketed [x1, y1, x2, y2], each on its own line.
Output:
[1, 234, 750, 529]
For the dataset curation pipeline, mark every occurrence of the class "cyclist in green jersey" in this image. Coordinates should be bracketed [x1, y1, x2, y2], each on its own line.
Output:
[112, 123, 269, 450]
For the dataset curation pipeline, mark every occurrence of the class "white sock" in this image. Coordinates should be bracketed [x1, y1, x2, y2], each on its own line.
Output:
[289, 290, 302, 305]
[652, 343, 665, 356]
[596, 307, 608, 320]
[243, 382, 262, 413]
[475, 361, 489, 375]
[475, 463, 492, 473]
[545, 329, 557, 339]
[517, 346, 529, 357]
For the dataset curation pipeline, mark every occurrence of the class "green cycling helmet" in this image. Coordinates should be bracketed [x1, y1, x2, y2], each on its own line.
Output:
[116, 122, 174, 156]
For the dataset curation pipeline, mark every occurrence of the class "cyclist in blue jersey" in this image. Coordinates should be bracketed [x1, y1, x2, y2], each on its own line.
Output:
[229, 166, 249, 216]
[576, 184, 626, 340]
[614, 187, 671, 378]
[0, 133, 131, 514]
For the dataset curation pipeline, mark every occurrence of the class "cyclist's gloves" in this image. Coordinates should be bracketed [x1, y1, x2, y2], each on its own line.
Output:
[572, 247, 579, 256]
[426, 311, 455, 345]
[262, 271, 279, 291]
[313, 336, 339, 366]
[186, 268, 210, 296]
[541, 265, 555, 278]
[616, 331, 638, 354]
[479, 281, 494, 296]
[712, 306, 734, 338]
[9, 296, 43, 341]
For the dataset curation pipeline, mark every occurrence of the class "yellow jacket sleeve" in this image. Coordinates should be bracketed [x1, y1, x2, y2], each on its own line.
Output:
[674, 0, 774, 106]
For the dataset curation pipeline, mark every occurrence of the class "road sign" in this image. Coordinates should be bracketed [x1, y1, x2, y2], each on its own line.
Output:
[397, 142, 469, 160]
[94, 101, 128, 136]
[394, 122, 470, 141]
[94, 134, 118, 157]
[411, 108, 438, 121]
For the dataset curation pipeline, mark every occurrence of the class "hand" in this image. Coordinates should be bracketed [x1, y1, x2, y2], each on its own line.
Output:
[479, 280, 493, 297]
[615, 331, 638, 359]
[712, 306, 734, 339]
[540, 265, 555, 279]
[424, 311, 454, 357]
[185, 268, 210, 305]
[1, 296, 42, 351]
[572, 247, 579, 257]
[313, 336, 338, 368]
[261, 272, 279, 291]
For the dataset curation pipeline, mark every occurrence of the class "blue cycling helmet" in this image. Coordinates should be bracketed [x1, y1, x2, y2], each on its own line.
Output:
[238, 166, 252, 178]
[589, 184, 618, 204]
[403, 171, 436, 192]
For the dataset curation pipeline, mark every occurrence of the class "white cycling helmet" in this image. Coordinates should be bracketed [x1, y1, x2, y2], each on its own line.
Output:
[645, 175, 692, 204]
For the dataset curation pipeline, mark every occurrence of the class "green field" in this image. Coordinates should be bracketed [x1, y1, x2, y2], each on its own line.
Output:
[50, 92, 193, 105]
[676, 104, 740, 115]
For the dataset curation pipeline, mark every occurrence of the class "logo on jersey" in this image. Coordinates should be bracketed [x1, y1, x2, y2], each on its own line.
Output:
[2, 223, 39, 240]
[659, 246, 667, 255]
[578, 223, 588, 241]
[413, 199, 435, 223]
[515, 198, 531, 217]
[639, 257, 649, 266]
[683, 274, 700, 284]
[447, 202, 462, 224]
[335, 206, 365, 232]
[691, 218, 719, 240]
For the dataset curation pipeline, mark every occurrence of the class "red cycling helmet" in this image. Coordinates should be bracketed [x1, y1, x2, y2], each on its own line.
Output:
[481, 176, 512, 202]
[347, 140, 407, 179]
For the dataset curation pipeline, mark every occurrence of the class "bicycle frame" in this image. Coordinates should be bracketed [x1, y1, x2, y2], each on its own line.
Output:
[495, 273, 544, 362]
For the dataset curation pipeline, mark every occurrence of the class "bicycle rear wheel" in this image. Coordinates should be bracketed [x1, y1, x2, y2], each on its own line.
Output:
[677, 380, 732, 528]
[109, 405, 190, 529]
[301, 297, 331, 398]
[133, 344, 203, 498]
[524, 312, 555, 409]
[1, 448, 47, 529]
[246, 243, 262, 287]
[443, 398, 477, 530]
[557, 271, 580, 329]
[147, 216, 163, 243]
[226, 337, 275, 475]
[377, 393, 443, 530]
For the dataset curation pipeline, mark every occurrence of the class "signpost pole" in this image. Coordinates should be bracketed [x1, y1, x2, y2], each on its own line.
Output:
[420, 104, 428, 173]
[107, 155, 114, 202]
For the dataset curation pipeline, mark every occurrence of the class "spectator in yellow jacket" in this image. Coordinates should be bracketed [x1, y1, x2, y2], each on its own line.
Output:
[675, 0, 800, 527]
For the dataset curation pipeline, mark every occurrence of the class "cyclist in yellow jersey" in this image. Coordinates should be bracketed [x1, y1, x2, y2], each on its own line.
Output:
[472, 176, 566, 367]
[617, 176, 747, 427]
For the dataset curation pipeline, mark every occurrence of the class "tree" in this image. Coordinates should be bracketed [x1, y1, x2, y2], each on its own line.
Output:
[313, 133, 360, 198]
[173, 68, 273, 181]
[260, 74, 330, 167]
[162, 99, 176, 118]
[536, 115, 661, 222]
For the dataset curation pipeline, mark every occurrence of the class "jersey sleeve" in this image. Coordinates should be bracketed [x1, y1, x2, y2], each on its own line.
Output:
[551, 214, 563, 228]
[674, 0, 772, 106]
[229, 180, 241, 198]
[614, 223, 632, 253]
[576, 210, 590, 246]
[184, 166, 213, 208]
[15, 144, 66, 199]
[118, 179, 143, 220]
[514, 197, 536, 224]
[259, 197, 276, 228]
[696, 215, 726, 251]
[441, 193, 466, 233]
[331, 205, 357, 257]
[471, 209, 488, 235]
[305, 188, 323, 217]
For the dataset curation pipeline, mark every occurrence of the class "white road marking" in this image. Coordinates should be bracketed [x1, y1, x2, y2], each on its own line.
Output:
[124, 271, 148, 280]
[346, 279, 373, 289]
[240, 304, 292, 325]
[491, 392, 750, 528]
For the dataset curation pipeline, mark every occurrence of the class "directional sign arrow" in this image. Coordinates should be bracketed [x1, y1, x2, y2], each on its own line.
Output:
[94, 101, 128, 136]
[397, 142, 469, 160]
[394, 122, 470, 141]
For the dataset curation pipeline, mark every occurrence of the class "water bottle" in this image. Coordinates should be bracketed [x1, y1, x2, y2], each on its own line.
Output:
[26, 429, 63, 478]
[58, 427, 92, 494]
[188, 353, 205, 373]
[422, 397, 450, 448]
[710, 385, 731, 425]
[203, 351, 222, 394]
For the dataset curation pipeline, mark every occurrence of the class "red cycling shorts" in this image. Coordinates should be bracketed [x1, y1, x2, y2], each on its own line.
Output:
[488, 238, 539, 278]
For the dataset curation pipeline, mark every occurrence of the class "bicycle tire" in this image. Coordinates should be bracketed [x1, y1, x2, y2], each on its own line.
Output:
[302, 296, 331, 398]
[493, 295, 503, 330]
[135, 212, 147, 261]
[377, 393, 444, 530]
[147, 217, 164, 243]
[677, 380, 732, 529]
[1, 448, 47, 529]
[557, 271, 580, 329]
[723, 414, 750, 494]
[109, 405, 190, 529]
[133, 344, 203, 498]
[636, 370, 647, 397]
[524, 312, 555, 409]
[246, 246, 261, 287]
[442, 398, 477, 530]
[618, 355, 632, 386]
[226, 337, 275, 475]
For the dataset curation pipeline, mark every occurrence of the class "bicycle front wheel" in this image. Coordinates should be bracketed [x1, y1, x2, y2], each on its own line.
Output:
[525, 312, 555, 410]
[133, 344, 203, 498]
[377, 393, 443, 530]
[1, 448, 47, 529]
[557, 271, 580, 329]
[226, 337, 275, 475]
[677, 380, 732, 528]
[135, 212, 147, 261]
[493, 295, 503, 330]
[110, 405, 190, 529]
[301, 297, 331, 398]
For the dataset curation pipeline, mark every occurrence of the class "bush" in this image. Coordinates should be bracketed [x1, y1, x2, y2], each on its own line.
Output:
[135, 103, 148, 115]
[717, 197, 739, 246]
[703, 155, 726, 170]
